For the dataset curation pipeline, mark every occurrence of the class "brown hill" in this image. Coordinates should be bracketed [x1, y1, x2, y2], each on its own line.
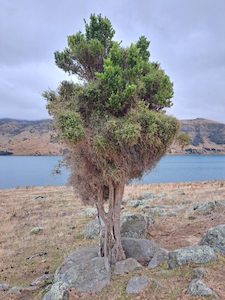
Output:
[170, 118, 225, 154]
[0, 119, 62, 155]
[0, 118, 225, 155]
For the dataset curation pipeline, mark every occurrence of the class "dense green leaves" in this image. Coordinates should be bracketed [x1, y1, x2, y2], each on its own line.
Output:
[57, 111, 85, 142]
[44, 14, 179, 185]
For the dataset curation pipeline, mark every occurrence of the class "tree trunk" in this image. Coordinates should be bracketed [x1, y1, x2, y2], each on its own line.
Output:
[97, 182, 126, 264]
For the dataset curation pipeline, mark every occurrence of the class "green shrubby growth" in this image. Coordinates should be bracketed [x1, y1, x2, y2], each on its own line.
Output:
[43, 14, 179, 263]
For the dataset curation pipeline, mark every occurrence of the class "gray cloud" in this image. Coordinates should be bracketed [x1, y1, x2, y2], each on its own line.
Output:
[0, 0, 224, 122]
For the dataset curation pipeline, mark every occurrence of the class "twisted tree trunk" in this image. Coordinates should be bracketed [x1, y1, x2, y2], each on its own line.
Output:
[97, 182, 126, 264]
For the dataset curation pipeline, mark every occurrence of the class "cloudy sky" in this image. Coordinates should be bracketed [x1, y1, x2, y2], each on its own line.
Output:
[0, 0, 224, 122]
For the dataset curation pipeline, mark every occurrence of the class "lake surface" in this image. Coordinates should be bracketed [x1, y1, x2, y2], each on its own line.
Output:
[0, 155, 225, 189]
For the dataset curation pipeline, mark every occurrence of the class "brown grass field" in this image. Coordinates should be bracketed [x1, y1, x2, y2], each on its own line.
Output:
[0, 181, 225, 299]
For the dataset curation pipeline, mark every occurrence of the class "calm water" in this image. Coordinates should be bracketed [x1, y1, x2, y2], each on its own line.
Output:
[0, 155, 225, 189]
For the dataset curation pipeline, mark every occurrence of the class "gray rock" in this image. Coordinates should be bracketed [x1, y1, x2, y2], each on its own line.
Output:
[83, 218, 104, 239]
[200, 224, 225, 255]
[126, 276, 150, 294]
[55, 247, 99, 281]
[114, 258, 142, 275]
[127, 199, 154, 209]
[148, 204, 186, 217]
[120, 214, 147, 238]
[81, 207, 97, 217]
[138, 192, 159, 201]
[192, 201, 215, 214]
[188, 279, 218, 298]
[31, 274, 54, 287]
[42, 281, 69, 300]
[168, 245, 217, 269]
[8, 287, 22, 295]
[52, 246, 110, 295]
[0, 283, 10, 291]
[215, 200, 225, 208]
[148, 248, 169, 269]
[122, 238, 159, 263]
[57, 257, 110, 292]
[30, 226, 43, 234]
[192, 267, 207, 279]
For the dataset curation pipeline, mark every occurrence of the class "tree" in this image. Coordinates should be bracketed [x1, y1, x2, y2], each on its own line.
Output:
[177, 132, 191, 150]
[43, 14, 179, 264]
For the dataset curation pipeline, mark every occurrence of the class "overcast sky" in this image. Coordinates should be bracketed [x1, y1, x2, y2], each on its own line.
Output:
[0, 0, 224, 122]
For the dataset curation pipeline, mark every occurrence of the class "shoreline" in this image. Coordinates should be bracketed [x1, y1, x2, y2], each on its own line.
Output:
[1, 152, 225, 157]
[1, 179, 225, 192]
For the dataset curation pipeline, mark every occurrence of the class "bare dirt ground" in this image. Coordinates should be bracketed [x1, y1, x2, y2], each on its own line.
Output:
[0, 181, 225, 300]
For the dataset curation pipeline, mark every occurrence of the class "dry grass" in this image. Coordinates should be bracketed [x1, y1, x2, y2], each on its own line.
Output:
[0, 181, 225, 299]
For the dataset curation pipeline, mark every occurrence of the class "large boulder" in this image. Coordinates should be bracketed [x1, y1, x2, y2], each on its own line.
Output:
[187, 279, 218, 298]
[113, 258, 142, 275]
[43, 247, 110, 299]
[121, 238, 159, 264]
[200, 224, 225, 255]
[120, 214, 147, 238]
[55, 247, 99, 279]
[126, 276, 151, 294]
[57, 257, 110, 292]
[168, 245, 217, 269]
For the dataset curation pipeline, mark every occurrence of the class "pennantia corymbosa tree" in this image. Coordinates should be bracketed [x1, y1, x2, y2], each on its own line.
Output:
[44, 14, 179, 264]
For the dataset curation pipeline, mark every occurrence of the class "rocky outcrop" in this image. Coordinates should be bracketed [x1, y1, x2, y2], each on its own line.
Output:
[43, 247, 110, 299]
[200, 224, 225, 255]
[168, 245, 217, 269]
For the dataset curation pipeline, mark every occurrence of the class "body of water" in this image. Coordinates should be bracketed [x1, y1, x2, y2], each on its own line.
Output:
[0, 155, 225, 189]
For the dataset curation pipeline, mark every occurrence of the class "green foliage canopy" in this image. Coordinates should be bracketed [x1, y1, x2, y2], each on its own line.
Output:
[43, 14, 179, 203]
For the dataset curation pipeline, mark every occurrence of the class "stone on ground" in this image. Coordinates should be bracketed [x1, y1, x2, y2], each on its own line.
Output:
[200, 224, 225, 255]
[30, 226, 43, 234]
[215, 200, 225, 208]
[83, 218, 104, 239]
[55, 246, 99, 280]
[81, 207, 97, 217]
[31, 274, 54, 287]
[113, 258, 142, 275]
[168, 245, 217, 269]
[126, 276, 151, 294]
[187, 279, 218, 298]
[0, 283, 10, 291]
[192, 267, 207, 279]
[148, 248, 169, 269]
[120, 213, 147, 238]
[192, 201, 215, 214]
[122, 238, 159, 263]
[44, 247, 110, 299]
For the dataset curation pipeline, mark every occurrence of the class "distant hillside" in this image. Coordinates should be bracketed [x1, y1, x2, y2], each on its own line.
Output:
[0, 118, 225, 155]
[0, 119, 62, 155]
